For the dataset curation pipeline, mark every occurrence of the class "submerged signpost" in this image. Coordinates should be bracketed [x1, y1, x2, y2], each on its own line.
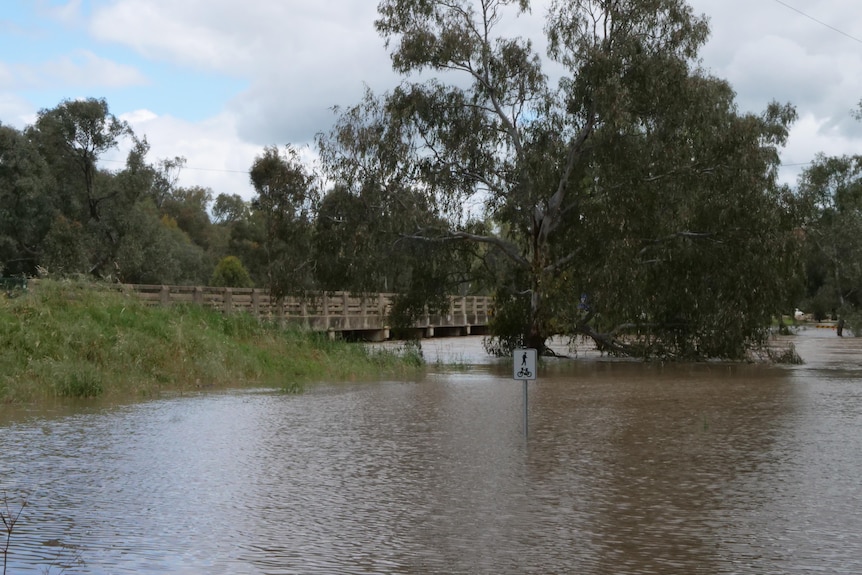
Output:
[514, 348, 537, 437]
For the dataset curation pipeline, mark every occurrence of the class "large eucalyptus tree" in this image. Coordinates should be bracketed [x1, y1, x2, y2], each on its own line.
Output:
[26, 97, 144, 276]
[322, 0, 802, 358]
[31, 98, 132, 225]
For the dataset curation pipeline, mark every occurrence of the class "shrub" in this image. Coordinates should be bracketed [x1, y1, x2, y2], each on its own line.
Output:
[210, 256, 253, 288]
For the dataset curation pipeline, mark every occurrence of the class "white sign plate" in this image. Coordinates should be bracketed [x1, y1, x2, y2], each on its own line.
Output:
[514, 348, 537, 380]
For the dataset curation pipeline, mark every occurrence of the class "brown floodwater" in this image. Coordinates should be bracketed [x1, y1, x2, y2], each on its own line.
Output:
[2, 328, 862, 574]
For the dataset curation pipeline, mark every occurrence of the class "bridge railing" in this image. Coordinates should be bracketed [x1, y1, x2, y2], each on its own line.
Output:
[120, 285, 492, 333]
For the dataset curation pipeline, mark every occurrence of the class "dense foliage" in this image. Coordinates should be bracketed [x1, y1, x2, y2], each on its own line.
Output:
[796, 152, 862, 331]
[320, 0, 805, 358]
[0, 99, 216, 284]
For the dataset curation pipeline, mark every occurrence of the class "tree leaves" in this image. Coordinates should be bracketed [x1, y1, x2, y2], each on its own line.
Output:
[321, 0, 804, 358]
[249, 145, 319, 298]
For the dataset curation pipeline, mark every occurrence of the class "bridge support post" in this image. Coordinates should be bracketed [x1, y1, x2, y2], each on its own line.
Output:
[276, 297, 285, 328]
[251, 289, 260, 317]
[300, 299, 309, 329]
[223, 288, 233, 314]
[342, 293, 350, 330]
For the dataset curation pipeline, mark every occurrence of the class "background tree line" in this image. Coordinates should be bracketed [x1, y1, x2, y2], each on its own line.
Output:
[2, 0, 862, 359]
[0, 98, 469, 314]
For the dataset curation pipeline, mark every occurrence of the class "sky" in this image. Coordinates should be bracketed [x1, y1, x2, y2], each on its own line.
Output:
[1, 0, 861, 200]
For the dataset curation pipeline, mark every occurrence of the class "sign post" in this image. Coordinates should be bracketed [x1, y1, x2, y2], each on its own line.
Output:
[514, 348, 537, 437]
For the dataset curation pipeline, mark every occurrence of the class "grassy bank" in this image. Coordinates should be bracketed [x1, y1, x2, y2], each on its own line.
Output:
[0, 280, 424, 403]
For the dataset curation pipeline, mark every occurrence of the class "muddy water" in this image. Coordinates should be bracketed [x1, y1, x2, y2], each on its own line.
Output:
[2, 328, 862, 574]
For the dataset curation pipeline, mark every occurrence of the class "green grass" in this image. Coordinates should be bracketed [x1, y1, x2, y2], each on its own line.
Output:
[0, 280, 425, 403]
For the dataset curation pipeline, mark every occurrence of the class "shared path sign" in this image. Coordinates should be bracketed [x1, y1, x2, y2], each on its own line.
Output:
[514, 348, 537, 380]
[514, 348, 537, 437]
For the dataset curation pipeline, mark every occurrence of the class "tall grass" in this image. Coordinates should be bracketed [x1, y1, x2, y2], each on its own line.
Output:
[0, 280, 424, 403]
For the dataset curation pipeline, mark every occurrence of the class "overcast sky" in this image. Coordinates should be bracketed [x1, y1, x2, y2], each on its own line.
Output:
[2, 0, 861, 199]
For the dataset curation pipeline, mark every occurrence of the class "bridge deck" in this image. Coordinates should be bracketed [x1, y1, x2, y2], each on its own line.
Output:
[123, 285, 492, 341]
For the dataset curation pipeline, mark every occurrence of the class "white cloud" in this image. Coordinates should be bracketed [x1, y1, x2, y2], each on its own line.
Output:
[723, 36, 841, 112]
[0, 51, 147, 91]
[89, 1, 398, 144]
[89, 2, 385, 75]
[114, 109, 261, 199]
[0, 93, 37, 128]
[43, 0, 85, 27]
[780, 112, 862, 185]
[47, 50, 149, 88]
[91, 2, 247, 72]
[119, 109, 158, 124]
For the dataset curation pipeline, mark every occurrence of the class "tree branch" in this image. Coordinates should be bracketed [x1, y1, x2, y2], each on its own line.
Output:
[637, 231, 720, 258]
[403, 229, 529, 268]
[538, 109, 596, 244]
[544, 248, 584, 274]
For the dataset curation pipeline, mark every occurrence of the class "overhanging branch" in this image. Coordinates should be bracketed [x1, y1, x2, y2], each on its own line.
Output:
[638, 231, 720, 258]
[544, 248, 584, 274]
[402, 229, 529, 268]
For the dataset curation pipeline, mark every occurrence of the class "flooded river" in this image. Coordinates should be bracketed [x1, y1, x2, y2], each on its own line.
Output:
[2, 328, 862, 574]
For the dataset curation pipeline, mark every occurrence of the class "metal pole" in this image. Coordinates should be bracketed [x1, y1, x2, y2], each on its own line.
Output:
[523, 380, 528, 438]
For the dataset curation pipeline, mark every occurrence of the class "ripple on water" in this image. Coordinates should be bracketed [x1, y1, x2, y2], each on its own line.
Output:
[3, 332, 862, 573]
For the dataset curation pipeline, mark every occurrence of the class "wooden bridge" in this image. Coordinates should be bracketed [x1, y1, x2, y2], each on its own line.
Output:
[123, 285, 492, 341]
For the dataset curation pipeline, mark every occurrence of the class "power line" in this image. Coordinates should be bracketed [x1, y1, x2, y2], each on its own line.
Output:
[772, 0, 862, 45]
[180, 165, 250, 175]
[100, 157, 250, 175]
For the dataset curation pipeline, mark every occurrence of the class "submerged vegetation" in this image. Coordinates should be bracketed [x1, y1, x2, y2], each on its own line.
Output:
[0, 280, 424, 404]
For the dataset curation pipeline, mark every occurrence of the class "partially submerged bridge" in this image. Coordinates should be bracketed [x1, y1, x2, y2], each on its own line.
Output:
[124, 285, 492, 341]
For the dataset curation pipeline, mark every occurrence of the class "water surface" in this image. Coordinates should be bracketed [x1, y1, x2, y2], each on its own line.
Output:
[2, 328, 862, 574]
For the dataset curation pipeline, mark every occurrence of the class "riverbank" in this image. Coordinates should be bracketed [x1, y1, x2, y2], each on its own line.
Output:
[0, 280, 423, 404]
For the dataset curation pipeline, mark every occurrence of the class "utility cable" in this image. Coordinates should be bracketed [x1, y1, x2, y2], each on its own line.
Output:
[772, 0, 862, 45]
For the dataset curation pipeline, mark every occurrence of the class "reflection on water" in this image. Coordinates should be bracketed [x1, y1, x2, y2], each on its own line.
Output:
[2, 329, 862, 573]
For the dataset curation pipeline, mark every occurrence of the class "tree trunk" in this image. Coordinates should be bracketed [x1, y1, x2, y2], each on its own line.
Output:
[527, 287, 546, 351]
[526, 233, 548, 352]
